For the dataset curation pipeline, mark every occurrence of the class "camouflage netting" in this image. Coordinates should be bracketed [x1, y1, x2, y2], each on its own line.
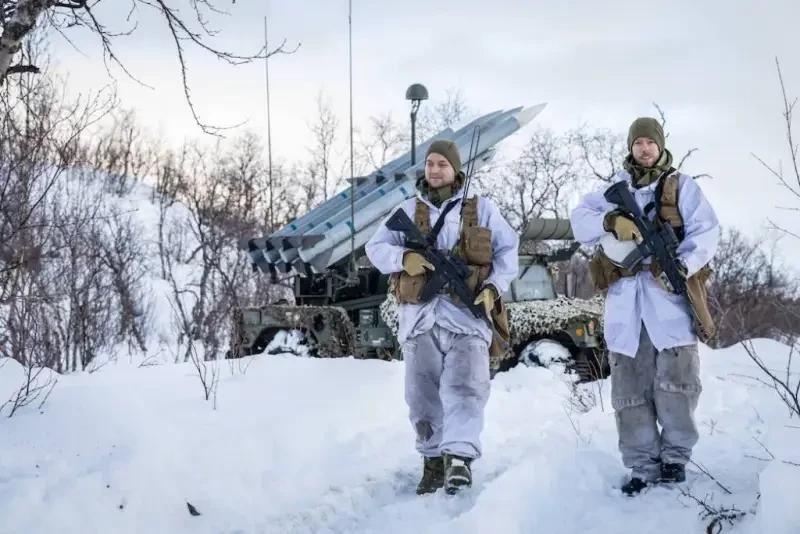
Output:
[506, 296, 603, 346]
[380, 294, 604, 349]
[379, 295, 401, 339]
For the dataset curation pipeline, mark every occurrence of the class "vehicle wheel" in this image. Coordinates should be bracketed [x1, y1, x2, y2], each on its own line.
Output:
[260, 329, 318, 357]
[518, 338, 571, 368]
[568, 348, 610, 383]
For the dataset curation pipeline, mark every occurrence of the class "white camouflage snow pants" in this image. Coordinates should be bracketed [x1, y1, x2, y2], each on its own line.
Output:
[610, 324, 702, 481]
[402, 325, 491, 459]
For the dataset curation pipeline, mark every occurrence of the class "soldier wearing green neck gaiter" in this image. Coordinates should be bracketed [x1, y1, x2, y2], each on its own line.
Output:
[571, 115, 722, 497]
[623, 117, 674, 188]
[417, 140, 466, 207]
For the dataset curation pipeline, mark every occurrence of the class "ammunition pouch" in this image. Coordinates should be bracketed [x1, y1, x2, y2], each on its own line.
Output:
[588, 251, 660, 291]
[389, 270, 428, 304]
[461, 226, 492, 266]
[685, 265, 715, 342]
[390, 260, 491, 305]
[488, 295, 510, 360]
[588, 251, 617, 292]
[650, 262, 715, 342]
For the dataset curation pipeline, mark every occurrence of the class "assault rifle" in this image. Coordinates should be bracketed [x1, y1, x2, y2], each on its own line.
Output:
[603, 181, 687, 294]
[385, 208, 480, 314]
[385, 208, 508, 350]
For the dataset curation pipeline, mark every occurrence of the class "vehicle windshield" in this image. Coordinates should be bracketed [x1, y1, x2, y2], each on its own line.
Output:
[503, 263, 556, 302]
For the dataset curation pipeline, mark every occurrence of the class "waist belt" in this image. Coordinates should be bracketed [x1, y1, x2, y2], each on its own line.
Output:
[624, 260, 661, 278]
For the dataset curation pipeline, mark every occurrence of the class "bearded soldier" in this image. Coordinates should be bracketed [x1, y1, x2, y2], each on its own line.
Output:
[570, 117, 720, 496]
[365, 140, 518, 495]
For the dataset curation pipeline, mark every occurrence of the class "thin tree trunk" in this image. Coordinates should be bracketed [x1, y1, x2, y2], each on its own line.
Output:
[0, 0, 50, 84]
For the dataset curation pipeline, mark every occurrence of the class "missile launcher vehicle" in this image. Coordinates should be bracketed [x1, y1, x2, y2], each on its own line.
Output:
[232, 104, 608, 381]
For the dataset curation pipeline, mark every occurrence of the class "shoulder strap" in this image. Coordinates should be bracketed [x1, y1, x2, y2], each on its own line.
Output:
[414, 197, 462, 245]
[429, 198, 461, 243]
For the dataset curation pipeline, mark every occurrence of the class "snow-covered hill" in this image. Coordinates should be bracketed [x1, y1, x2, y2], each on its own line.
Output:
[1, 338, 797, 534]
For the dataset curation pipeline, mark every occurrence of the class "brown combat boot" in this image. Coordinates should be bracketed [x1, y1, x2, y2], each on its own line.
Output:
[416, 456, 445, 495]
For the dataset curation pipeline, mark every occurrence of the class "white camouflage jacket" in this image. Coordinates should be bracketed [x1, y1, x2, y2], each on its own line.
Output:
[570, 170, 720, 358]
[365, 190, 519, 346]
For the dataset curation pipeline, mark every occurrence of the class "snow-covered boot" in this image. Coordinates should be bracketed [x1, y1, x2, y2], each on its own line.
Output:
[444, 454, 472, 495]
[416, 456, 445, 495]
[660, 463, 686, 483]
[621, 477, 648, 496]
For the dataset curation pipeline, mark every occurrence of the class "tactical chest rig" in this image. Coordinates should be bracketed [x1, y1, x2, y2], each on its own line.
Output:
[389, 196, 510, 358]
[589, 173, 715, 341]
[390, 196, 491, 303]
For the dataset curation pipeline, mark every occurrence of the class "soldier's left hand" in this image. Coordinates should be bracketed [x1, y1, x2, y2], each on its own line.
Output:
[474, 285, 499, 318]
[606, 213, 643, 243]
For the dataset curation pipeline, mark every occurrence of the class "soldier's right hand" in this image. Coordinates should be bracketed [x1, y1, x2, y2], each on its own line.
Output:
[604, 211, 642, 243]
[402, 251, 435, 276]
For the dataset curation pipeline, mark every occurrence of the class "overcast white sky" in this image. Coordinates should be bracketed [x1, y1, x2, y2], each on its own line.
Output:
[54, 0, 800, 257]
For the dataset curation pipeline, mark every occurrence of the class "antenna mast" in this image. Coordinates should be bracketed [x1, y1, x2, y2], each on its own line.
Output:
[264, 16, 274, 231]
[347, 0, 357, 282]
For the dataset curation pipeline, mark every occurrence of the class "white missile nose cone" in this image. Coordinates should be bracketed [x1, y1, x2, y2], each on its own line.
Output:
[512, 103, 547, 127]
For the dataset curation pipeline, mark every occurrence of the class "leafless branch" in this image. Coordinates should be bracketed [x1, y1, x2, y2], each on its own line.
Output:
[6, 63, 37, 73]
[774, 57, 800, 194]
[766, 218, 800, 240]
[751, 57, 800, 239]
[676, 147, 698, 170]
[676, 452, 733, 495]
[653, 102, 667, 132]
[53, 1, 86, 8]
[676, 487, 747, 534]
[740, 339, 800, 417]
[1, 365, 58, 417]
[2, 0, 300, 133]
[752, 434, 776, 460]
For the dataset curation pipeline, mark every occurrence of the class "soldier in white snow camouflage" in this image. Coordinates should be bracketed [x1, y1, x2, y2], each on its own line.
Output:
[571, 117, 720, 496]
[366, 140, 518, 495]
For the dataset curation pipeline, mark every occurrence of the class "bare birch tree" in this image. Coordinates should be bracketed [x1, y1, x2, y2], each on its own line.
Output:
[479, 128, 581, 233]
[742, 58, 800, 418]
[306, 92, 340, 203]
[753, 58, 800, 241]
[0, 0, 297, 134]
[359, 112, 406, 172]
[416, 88, 470, 141]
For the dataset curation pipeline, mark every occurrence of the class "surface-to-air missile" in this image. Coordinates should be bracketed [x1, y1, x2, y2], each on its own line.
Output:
[242, 104, 547, 276]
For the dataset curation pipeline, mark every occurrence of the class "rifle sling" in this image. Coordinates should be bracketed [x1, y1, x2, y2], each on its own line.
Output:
[426, 198, 461, 246]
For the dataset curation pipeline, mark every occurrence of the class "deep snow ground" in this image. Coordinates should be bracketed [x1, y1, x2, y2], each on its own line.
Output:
[1, 339, 798, 534]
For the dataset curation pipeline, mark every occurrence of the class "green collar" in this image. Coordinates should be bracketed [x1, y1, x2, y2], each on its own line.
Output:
[623, 149, 674, 188]
[416, 177, 462, 208]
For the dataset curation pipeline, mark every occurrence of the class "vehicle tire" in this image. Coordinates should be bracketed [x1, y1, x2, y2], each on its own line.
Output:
[250, 328, 318, 357]
[518, 338, 571, 368]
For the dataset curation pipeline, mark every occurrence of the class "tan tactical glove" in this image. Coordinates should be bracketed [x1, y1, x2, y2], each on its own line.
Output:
[604, 211, 642, 243]
[473, 285, 499, 318]
[402, 251, 434, 276]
